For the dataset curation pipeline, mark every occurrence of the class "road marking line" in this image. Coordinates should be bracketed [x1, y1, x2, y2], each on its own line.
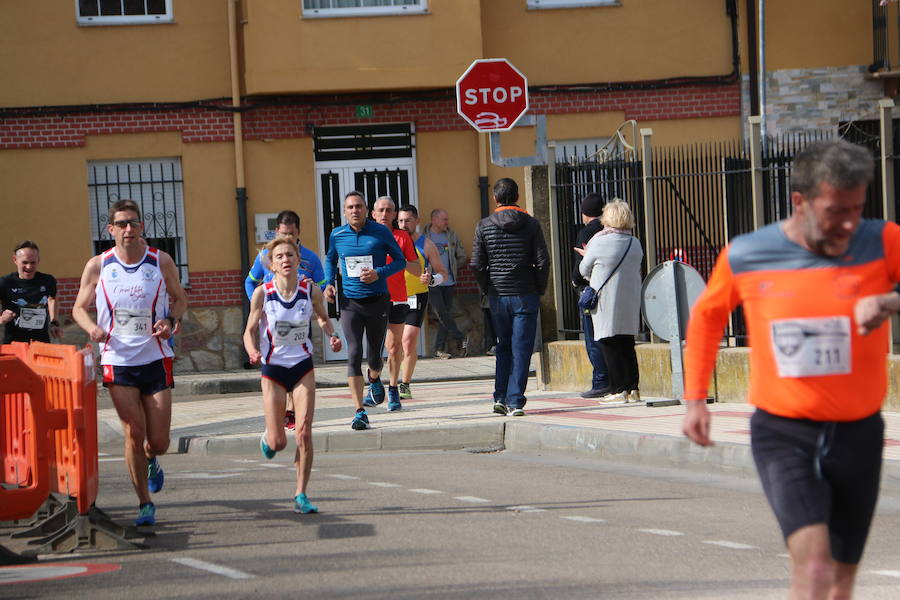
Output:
[871, 570, 900, 579]
[409, 488, 443, 495]
[368, 482, 401, 488]
[98, 457, 124, 462]
[327, 474, 360, 480]
[638, 528, 683, 536]
[703, 540, 757, 550]
[561, 516, 606, 523]
[455, 496, 490, 503]
[231, 459, 258, 463]
[258, 463, 287, 469]
[507, 505, 546, 513]
[171, 558, 254, 580]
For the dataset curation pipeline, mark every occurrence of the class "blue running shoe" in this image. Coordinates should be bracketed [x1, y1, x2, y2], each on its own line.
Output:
[147, 457, 164, 493]
[387, 386, 402, 412]
[351, 409, 369, 431]
[293, 493, 319, 514]
[260, 433, 276, 459]
[365, 374, 385, 406]
[135, 502, 156, 526]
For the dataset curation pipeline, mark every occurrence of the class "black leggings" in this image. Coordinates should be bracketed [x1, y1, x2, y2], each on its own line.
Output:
[339, 294, 391, 377]
[599, 334, 639, 393]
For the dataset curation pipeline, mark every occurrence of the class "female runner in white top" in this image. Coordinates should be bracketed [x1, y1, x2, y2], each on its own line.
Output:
[243, 237, 342, 514]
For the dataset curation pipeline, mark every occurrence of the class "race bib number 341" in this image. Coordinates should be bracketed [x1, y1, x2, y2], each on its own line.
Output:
[770, 316, 851, 378]
[113, 308, 152, 337]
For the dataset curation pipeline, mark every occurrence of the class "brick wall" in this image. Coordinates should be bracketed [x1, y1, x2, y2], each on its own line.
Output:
[0, 83, 740, 150]
[54, 270, 244, 315]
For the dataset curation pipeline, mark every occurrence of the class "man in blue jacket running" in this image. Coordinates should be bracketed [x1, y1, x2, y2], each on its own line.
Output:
[324, 191, 406, 430]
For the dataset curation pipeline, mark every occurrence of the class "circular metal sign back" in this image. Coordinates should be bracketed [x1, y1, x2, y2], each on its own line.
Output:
[641, 260, 707, 342]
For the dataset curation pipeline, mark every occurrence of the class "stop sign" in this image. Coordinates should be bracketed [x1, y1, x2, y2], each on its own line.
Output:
[456, 58, 529, 132]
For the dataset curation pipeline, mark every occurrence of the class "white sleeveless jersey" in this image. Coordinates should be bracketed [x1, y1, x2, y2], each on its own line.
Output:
[259, 279, 314, 366]
[96, 247, 173, 366]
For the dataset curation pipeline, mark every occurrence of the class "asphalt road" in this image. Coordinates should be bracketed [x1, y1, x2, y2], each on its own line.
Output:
[6, 449, 900, 599]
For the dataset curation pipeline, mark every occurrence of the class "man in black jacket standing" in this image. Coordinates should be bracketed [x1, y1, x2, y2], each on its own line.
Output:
[570, 193, 610, 398]
[471, 178, 550, 417]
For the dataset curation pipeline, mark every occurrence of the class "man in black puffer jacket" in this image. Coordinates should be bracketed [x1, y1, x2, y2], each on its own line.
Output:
[471, 178, 550, 417]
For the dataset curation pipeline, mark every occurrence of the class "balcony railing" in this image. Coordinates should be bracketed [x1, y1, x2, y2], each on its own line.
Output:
[872, 0, 899, 72]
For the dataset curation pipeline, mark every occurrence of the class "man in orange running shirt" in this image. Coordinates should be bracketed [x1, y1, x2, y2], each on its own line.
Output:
[682, 139, 900, 600]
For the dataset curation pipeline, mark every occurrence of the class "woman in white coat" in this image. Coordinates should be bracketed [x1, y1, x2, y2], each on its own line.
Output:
[576, 200, 644, 403]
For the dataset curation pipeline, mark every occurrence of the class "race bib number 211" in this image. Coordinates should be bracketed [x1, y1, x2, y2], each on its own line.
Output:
[770, 316, 851, 378]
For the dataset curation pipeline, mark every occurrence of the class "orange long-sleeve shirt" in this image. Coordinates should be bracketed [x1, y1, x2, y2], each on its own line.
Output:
[684, 220, 900, 421]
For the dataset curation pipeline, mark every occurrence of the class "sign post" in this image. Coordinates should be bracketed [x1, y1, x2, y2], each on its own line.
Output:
[456, 58, 529, 132]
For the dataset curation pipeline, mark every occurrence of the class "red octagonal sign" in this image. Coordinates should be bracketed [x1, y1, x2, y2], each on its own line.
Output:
[456, 58, 529, 132]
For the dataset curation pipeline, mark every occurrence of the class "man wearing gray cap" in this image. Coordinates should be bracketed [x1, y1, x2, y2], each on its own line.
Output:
[570, 193, 610, 398]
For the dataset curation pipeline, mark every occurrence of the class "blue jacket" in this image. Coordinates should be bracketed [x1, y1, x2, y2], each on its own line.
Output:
[324, 220, 406, 298]
[244, 243, 325, 300]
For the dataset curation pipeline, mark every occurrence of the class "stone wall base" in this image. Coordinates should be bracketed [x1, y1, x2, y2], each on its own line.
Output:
[49, 291, 492, 373]
[542, 340, 900, 411]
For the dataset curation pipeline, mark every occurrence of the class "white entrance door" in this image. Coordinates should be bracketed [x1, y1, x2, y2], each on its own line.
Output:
[315, 160, 423, 361]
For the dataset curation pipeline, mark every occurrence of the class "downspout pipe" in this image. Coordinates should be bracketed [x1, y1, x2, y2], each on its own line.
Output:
[758, 0, 767, 149]
[228, 0, 251, 352]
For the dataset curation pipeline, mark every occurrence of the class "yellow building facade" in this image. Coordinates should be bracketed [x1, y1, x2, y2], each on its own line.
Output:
[0, 0, 880, 370]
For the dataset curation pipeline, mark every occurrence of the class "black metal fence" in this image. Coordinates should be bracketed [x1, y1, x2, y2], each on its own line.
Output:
[552, 127, 894, 342]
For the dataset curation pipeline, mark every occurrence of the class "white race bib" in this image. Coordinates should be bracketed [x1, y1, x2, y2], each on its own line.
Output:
[273, 319, 309, 346]
[345, 255, 374, 278]
[407, 295, 419, 310]
[770, 316, 851, 378]
[17, 307, 46, 330]
[113, 308, 152, 337]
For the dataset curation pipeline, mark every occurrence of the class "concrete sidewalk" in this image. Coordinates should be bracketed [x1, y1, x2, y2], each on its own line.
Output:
[97, 356, 900, 494]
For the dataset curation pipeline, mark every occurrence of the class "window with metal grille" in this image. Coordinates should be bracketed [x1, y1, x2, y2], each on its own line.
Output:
[76, 0, 173, 25]
[302, 0, 427, 19]
[526, 0, 619, 9]
[87, 158, 189, 284]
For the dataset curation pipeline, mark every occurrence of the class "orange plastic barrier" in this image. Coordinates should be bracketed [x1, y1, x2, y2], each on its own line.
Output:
[1, 343, 34, 488]
[25, 342, 98, 515]
[0, 355, 51, 521]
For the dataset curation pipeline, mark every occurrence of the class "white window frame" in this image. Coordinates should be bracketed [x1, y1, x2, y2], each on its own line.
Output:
[301, 0, 427, 19]
[76, 0, 174, 26]
[527, 0, 619, 10]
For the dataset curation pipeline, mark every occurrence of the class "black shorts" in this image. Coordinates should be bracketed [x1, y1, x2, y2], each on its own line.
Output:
[261, 357, 314, 392]
[750, 408, 884, 564]
[388, 302, 409, 325]
[102, 357, 174, 396]
[404, 293, 429, 328]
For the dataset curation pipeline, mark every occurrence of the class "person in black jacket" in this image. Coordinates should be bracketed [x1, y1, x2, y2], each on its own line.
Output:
[570, 193, 610, 398]
[471, 178, 550, 417]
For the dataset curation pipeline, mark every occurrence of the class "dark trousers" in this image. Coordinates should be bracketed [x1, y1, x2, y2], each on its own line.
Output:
[581, 312, 609, 391]
[489, 294, 539, 409]
[430, 285, 464, 351]
[599, 334, 639, 393]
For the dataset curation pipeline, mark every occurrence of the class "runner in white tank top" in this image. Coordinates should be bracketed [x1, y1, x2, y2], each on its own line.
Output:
[72, 200, 187, 528]
[259, 279, 313, 368]
[244, 237, 343, 514]
[96, 246, 173, 366]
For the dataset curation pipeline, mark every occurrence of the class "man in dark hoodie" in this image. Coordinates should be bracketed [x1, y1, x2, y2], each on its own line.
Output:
[471, 178, 550, 417]
[570, 193, 610, 398]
